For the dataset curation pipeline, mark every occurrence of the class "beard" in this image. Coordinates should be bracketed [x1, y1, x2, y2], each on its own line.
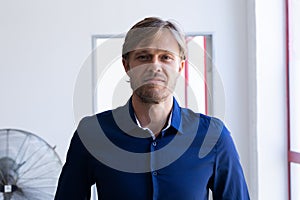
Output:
[132, 84, 171, 104]
[127, 64, 179, 104]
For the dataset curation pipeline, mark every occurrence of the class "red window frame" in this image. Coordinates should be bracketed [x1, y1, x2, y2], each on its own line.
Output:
[286, 0, 300, 199]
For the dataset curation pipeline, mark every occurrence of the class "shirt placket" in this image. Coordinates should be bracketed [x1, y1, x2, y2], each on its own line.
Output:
[150, 134, 159, 200]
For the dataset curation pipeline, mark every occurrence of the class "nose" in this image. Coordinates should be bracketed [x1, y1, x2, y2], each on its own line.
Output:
[149, 56, 162, 72]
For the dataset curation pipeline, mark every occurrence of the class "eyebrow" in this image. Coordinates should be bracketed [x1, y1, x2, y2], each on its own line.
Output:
[133, 50, 150, 55]
[133, 49, 176, 55]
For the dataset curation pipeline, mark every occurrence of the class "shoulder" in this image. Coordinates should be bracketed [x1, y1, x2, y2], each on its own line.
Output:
[181, 109, 229, 158]
[78, 110, 113, 126]
[180, 107, 225, 132]
[76, 109, 113, 135]
[77, 103, 133, 134]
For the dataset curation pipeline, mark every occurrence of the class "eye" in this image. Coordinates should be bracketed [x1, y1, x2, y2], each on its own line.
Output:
[136, 54, 151, 61]
[161, 54, 174, 61]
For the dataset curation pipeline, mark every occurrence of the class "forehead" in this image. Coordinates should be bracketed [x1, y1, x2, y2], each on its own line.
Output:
[135, 29, 180, 54]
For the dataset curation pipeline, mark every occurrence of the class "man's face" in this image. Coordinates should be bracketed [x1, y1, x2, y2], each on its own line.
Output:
[123, 30, 185, 104]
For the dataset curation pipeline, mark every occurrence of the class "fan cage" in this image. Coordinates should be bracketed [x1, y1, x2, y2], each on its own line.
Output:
[0, 128, 62, 200]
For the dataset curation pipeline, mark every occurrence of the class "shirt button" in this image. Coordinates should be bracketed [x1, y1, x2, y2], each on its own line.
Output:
[152, 142, 157, 147]
[153, 171, 158, 176]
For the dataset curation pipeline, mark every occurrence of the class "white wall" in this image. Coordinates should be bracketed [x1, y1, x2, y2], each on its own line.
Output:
[0, 0, 257, 198]
[256, 0, 288, 199]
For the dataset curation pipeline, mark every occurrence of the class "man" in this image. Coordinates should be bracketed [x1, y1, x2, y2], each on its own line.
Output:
[55, 17, 250, 199]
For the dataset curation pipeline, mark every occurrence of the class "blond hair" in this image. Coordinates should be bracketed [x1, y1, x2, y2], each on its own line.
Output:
[122, 17, 187, 60]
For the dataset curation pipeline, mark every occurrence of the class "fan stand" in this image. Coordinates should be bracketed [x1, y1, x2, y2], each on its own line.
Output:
[0, 157, 20, 200]
[4, 192, 12, 200]
[1, 184, 19, 200]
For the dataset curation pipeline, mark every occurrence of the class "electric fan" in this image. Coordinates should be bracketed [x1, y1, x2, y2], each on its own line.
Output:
[0, 129, 62, 200]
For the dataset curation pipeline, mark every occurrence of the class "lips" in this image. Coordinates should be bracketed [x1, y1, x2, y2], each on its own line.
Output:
[144, 78, 165, 83]
[143, 74, 166, 83]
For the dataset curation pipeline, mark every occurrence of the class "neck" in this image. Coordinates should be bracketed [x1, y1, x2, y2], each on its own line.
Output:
[132, 94, 173, 136]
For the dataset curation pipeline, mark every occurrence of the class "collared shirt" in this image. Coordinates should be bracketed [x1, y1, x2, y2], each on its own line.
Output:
[55, 98, 250, 200]
[135, 112, 172, 140]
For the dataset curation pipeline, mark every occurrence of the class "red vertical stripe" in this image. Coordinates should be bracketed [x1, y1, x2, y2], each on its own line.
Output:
[203, 37, 208, 115]
[285, 0, 291, 199]
[185, 56, 189, 108]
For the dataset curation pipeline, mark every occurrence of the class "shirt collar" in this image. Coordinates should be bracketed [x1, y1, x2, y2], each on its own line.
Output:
[134, 111, 173, 140]
[169, 97, 183, 134]
[111, 96, 184, 139]
[128, 96, 184, 135]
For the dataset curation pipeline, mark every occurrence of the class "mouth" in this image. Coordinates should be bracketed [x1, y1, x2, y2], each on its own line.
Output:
[143, 78, 165, 84]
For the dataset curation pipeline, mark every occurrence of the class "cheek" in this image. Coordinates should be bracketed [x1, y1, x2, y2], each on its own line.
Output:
[127, 64, 149, 77]
[128, 68, 141, 77]
[127, 67, 146, 86]
[165, 66, 181, 78]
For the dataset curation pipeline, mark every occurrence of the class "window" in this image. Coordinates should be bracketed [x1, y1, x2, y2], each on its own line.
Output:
[287, 0, 300, 199]
[92, 35, 213, 115]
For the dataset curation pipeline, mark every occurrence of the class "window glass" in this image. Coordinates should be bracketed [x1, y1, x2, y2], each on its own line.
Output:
[289, 0, 300, 152]
[291, 163, 300, 200]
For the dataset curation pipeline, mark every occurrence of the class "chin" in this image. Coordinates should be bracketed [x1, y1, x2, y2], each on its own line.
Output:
[136, 92, 170, 104]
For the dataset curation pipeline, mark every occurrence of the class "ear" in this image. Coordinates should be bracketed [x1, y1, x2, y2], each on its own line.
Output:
[178, 60, 185, 73]
[122, 58, 130, 73]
